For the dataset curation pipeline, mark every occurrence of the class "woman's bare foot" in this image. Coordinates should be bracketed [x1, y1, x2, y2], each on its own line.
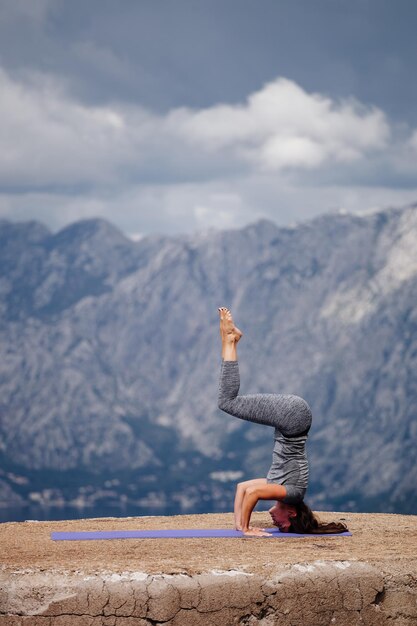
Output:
[218, 307, 243, 343]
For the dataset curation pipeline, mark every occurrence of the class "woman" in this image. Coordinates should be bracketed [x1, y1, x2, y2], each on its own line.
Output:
[217, 307, 348, 538]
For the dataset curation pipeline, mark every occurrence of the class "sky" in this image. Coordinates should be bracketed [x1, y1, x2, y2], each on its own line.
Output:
[0, 0, 417, 237]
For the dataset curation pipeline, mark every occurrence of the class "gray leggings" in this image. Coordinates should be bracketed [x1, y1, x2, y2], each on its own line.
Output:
[218, 360, 312, 436]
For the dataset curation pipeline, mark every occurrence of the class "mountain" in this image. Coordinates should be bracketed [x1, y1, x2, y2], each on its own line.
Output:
[0, 205, 416, 517]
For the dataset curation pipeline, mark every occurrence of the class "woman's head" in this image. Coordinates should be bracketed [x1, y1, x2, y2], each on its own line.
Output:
[270, 500, 348, 534]
[268, 501, 297, 532]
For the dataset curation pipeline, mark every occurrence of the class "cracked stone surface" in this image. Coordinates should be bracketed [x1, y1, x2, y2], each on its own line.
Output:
[1, 510, 417, 625]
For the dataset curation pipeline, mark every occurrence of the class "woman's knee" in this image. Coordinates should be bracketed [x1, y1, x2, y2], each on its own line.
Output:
[286, 395, 312, 433]
[218, 397, 234, 413]
[218, 398, 226, 411]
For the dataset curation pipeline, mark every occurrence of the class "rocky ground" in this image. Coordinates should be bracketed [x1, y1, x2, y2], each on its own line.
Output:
[1, 511, 417, 625]
[1, 510, 416, 577]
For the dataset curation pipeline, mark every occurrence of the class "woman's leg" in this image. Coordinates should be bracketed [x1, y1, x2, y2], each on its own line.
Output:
[234, 478, 267, 530]
[218, 308, 312, 435]
[219, 360, 311, 434]
[219, 306, 242, 362]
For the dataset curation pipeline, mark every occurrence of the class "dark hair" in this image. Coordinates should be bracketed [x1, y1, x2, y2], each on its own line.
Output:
[288, 501, 348, 534]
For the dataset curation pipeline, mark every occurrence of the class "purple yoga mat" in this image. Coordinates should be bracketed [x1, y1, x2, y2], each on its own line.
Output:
[51, 528, 352, 540]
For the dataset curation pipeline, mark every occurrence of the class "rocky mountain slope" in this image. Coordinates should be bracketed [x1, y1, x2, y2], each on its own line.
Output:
[0, 204, 416, 516]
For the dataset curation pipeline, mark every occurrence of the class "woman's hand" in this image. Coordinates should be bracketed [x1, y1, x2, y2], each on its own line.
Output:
[242, 527, 271, 537]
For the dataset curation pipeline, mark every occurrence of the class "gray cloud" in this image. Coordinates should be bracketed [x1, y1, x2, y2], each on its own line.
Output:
[1, 1, 417, 119]
[0, 0, 416, 235]
[0, 0, 54, 24]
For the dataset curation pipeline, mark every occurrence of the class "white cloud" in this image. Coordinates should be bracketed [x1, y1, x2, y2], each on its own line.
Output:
[0, 67, 416, 235]
[173, 77, 390, 171]
[0, 68, 132, 186]
[259, 135, 325, 169]
[0, 68, 394, 189]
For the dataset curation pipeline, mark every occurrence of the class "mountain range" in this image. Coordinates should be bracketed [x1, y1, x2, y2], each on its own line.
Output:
[1, 203, 416, 518]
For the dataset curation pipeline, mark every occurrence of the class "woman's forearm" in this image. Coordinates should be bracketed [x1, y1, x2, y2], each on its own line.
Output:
[234, 485, 245, 528]
[241, 490, 259, 531]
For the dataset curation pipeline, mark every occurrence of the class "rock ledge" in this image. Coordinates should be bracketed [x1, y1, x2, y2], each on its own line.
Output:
[1, 510, 416, 625]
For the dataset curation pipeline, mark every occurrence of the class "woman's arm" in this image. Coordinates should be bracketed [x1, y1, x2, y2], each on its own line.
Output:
[241, 488, 260, 533]
[233, 483, 245, 530]
[233, 478, 269, 530]
[241, 484, 287, 536]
